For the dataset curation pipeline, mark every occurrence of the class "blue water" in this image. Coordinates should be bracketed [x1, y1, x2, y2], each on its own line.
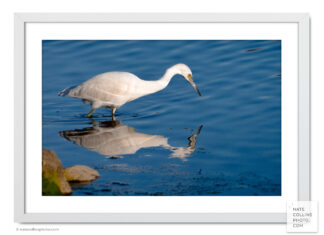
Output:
[42, 40, 281, 196]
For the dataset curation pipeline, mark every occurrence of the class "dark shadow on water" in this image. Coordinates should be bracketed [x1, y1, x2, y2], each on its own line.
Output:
[59, 119, 203, 161]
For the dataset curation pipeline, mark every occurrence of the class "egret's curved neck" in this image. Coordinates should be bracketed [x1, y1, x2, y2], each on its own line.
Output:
[162, 67, 178, 80]
[138, 68, 180, 97]
[140, 68, 178, 93]
[158, 68, 180, 87]
[153, 68, 181, 93]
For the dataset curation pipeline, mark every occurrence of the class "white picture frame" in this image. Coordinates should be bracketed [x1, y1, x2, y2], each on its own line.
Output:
[14, 13, 310, 223]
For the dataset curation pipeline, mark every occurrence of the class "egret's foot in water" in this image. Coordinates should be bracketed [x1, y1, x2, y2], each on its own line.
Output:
[111, 108, 116, 121]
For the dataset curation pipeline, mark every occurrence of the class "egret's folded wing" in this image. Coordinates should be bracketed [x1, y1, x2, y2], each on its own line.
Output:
[68, 72, 140, 104]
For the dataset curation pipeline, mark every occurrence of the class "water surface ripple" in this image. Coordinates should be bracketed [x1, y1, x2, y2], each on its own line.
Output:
[43, 40, 281, 196]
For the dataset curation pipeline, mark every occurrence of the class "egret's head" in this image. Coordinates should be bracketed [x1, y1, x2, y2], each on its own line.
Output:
[169, 63, 201, 96]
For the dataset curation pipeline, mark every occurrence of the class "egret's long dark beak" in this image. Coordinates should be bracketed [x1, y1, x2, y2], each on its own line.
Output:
[188, 79, 201, 96]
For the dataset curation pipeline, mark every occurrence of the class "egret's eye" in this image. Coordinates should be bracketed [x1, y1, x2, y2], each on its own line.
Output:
[187, 74, 192, 79]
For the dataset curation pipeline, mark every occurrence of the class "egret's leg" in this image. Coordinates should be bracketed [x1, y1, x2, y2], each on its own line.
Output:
[112, 108, 116, 121]
[87, 108, 96, 117]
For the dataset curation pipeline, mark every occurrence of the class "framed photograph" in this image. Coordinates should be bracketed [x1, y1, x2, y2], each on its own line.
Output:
[14, 13, 310, 223]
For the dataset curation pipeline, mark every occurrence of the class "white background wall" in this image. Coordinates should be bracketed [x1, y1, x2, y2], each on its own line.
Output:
[0, 0, 322, 234]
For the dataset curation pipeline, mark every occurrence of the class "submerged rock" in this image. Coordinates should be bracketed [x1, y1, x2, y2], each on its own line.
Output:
[64, 165, 100, 182]
[42, 149, 72, 195]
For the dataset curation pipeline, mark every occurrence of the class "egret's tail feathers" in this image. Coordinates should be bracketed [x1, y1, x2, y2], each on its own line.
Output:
[58, 85, 77, 96]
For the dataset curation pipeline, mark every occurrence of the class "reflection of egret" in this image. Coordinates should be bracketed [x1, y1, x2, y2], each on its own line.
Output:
[168, 125, 203, 160]
[59, 120, 203, 161]
[58, 64, 201, 117]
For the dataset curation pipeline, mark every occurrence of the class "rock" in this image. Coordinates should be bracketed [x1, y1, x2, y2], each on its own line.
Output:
[42, 149, 72, 195]
[64, 165, 100, 182]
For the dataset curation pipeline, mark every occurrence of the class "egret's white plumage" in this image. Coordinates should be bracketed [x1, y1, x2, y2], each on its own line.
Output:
[59, 63, 201, 117]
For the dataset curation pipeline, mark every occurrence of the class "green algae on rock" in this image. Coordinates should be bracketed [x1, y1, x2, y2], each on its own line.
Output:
[42, 149, 72, 195]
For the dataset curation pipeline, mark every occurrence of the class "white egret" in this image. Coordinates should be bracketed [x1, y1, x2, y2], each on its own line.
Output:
[59, 63, 201, 117]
